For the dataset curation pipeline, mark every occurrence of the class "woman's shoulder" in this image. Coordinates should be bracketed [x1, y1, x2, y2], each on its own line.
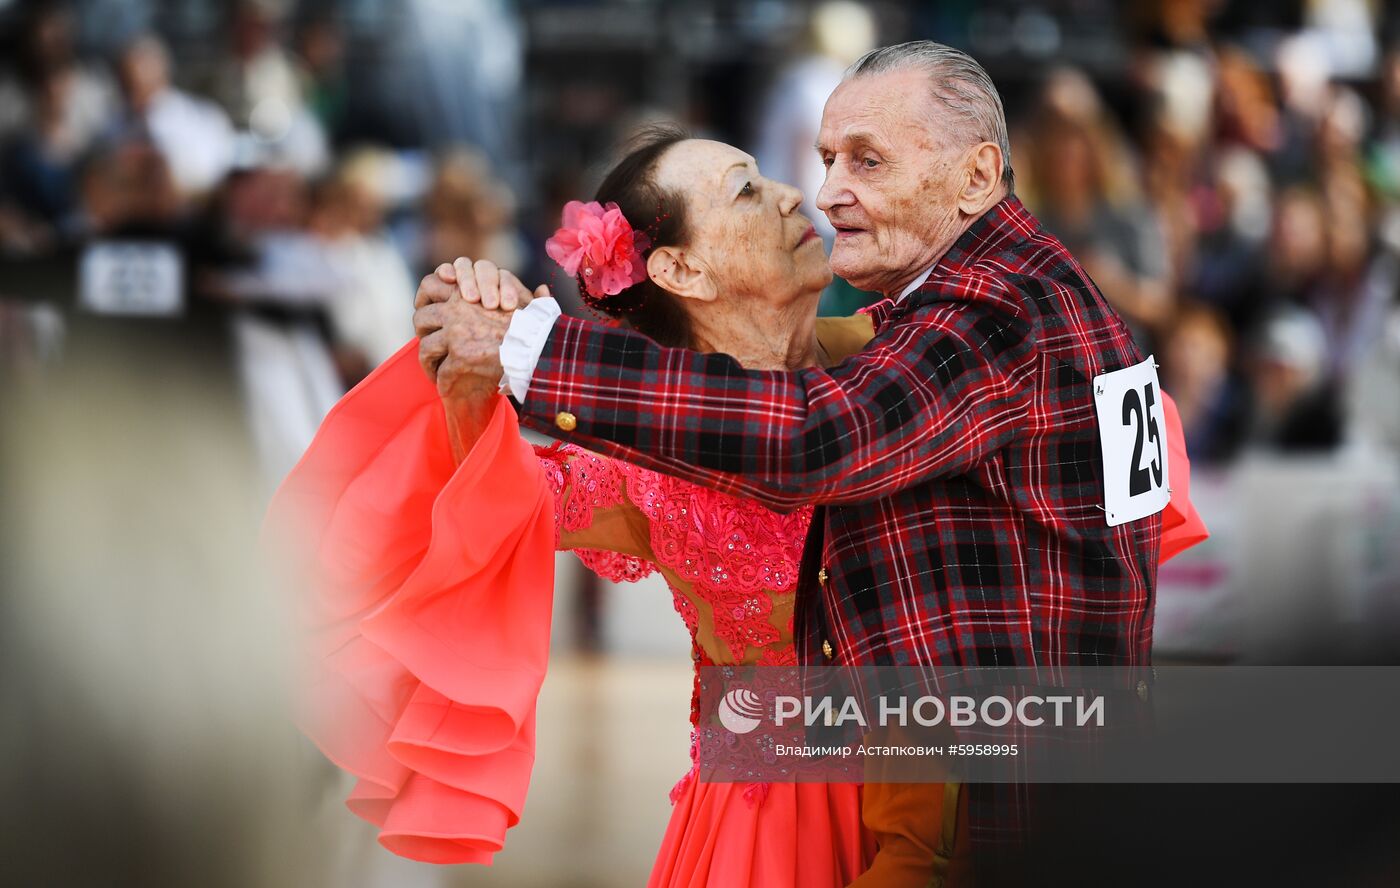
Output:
[620, 463, 813, 592]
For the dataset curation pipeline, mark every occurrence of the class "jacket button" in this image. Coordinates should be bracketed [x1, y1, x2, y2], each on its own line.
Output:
[821, 639, 834, 659]
[1136, 679, 1149, 702]
[555, 411, 578, 432]
[817, 567, 828, 587]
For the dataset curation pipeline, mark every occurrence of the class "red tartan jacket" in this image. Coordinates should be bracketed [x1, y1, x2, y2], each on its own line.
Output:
[518, 196, 1161, 686]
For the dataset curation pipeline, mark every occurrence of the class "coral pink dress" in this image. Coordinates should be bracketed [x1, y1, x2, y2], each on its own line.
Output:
[266, 340, 1207, 885]
[265, 342, 875, 886]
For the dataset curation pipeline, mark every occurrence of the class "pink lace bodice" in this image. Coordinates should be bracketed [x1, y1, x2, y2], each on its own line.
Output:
[537, 441, 812, 665]
[536, 442, 814, 805]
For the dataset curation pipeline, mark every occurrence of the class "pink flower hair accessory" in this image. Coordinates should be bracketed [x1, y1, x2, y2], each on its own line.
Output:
[544, 200, 652, 302]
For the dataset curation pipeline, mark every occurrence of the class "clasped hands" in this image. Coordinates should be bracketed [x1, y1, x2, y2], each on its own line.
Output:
[413, 257, 550, 401]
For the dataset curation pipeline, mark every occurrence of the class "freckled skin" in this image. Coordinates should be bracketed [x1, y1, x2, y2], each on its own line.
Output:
[815, 67, 1007, 296]
[647, 139, 834, 369]
[651, 139, 832, 301]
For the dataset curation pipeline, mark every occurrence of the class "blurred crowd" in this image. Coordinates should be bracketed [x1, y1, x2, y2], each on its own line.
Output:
[2, 0, 1400, 489]
[0, 0, 524, 484]
[1009, 10, 1400, 466]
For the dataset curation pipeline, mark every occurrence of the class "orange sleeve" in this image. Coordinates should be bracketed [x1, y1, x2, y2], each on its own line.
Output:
[265, 341, 555, 864]
[1159, 390, 1210, 562]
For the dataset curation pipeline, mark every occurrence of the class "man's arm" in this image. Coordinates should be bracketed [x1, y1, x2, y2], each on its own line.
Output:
[516, 283, 1037, 512]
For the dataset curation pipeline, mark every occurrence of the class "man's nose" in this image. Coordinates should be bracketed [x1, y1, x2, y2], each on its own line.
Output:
[816, 166, 851, 213]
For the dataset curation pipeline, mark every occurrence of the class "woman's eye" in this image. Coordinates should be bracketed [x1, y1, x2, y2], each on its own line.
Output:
[740, 181, 755, 197]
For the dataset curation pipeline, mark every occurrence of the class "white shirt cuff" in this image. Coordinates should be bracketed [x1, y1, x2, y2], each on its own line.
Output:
[499, 295, 562, 401]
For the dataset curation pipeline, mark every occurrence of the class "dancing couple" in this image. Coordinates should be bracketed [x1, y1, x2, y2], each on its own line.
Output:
[269, 41, 1206, 887]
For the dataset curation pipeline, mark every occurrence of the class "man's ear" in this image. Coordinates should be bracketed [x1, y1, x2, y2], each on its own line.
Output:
[958, 142, 1004, 214]
[647, 246, 718, 302]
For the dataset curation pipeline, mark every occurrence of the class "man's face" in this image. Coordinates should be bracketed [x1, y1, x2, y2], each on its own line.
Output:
[816, 68, 968, 295]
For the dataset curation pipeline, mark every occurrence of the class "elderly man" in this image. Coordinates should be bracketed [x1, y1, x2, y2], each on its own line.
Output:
[418, 41, 1164, 884]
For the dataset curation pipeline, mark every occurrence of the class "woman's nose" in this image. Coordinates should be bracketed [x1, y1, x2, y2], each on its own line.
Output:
[778, 183, 804, 215]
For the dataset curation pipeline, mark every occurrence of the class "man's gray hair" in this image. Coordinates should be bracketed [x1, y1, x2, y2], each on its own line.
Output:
[847, 41, 1015, 192]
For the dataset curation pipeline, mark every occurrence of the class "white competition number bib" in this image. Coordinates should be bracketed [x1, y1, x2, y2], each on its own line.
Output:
[79, 241, 184, 317]
[1092, 355, 1170, 527]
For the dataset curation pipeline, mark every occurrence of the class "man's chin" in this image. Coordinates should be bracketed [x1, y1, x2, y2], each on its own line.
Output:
[828, 255, 879, 292]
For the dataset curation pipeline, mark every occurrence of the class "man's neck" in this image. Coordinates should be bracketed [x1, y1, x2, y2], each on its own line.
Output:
[895, 266, 936, 302]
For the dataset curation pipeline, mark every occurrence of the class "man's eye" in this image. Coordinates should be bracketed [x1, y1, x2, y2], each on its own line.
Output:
[862, 157, 880, 169]
[740, 181, 755, 197]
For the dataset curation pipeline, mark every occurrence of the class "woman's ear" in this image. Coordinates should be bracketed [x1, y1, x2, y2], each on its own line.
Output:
[647, 246, 718, 302]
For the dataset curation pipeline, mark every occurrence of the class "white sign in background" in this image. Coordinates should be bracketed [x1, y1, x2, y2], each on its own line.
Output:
[79, 241, 184, 317]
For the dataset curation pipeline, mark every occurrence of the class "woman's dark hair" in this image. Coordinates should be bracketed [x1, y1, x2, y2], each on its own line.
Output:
[585, 123, 694, 348]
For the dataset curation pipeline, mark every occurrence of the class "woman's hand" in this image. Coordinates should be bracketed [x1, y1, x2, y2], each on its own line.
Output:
[415, 257, 552, 384]
[417, 257, 550, 313]
[414, 257, 551, 463]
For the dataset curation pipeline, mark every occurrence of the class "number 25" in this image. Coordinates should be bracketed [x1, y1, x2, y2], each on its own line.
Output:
[1121, 383, 1163, 496]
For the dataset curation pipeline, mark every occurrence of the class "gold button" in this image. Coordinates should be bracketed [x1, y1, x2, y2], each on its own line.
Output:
[817, 567, 828, 587]
[1136, 679, 1149, 702]
[555, 411, 577, 432]
[821, 639, 834, 659]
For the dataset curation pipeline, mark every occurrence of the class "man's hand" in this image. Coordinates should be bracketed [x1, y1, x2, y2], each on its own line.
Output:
[414, 257, 552, 398]
[416, 295, 512, 397]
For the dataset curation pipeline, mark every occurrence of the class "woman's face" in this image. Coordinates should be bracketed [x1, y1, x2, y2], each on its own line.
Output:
[650, 139, 832, 308]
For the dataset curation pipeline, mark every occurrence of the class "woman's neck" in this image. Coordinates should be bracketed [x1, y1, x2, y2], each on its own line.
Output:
[688, 290, 823, 371]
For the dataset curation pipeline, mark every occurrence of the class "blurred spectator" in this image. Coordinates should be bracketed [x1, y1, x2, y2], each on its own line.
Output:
[111, 34, 235, 197]
[206, 0, 329, 176]
[754, 1, 877, 315]
[1365, 44, 1400, 200]
[1267, 186, 1330, 310]
[755, 0, 876, 241]
[1273, 33, 1334, 186]
[420, 147, 521, 277]
[1162, 302, 1247, 464]
[209, 1, 303, 130]
[0, 1, 116, 144]
[1021, 68, 1174, 348]
[311, 147, 417, 379]
[1190, 145, 1272, 335]
[293, 13, 349, 145]
[1347, 301, 1400, 453]
[1244, 307, 1343, 452]
[1311, 161, 1397, 385]
[0, 2, 118, 252]
[1213, 46, 1282, 155]
[76, 139, 182, 236]
[203, 165, 342, 488]
[1, 65, 96, 249]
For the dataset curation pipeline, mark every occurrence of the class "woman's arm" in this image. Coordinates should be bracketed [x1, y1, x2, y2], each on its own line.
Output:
[441, 383, 654, 562]
[535, 443, 655, 563]
[441, 381, 499, 466]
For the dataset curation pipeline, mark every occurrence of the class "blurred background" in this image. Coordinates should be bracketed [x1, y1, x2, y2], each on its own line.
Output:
[2, 0, 1399, 886]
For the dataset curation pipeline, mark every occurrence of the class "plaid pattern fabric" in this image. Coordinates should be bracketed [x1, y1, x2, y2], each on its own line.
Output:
[517, 196, 1162, 846]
